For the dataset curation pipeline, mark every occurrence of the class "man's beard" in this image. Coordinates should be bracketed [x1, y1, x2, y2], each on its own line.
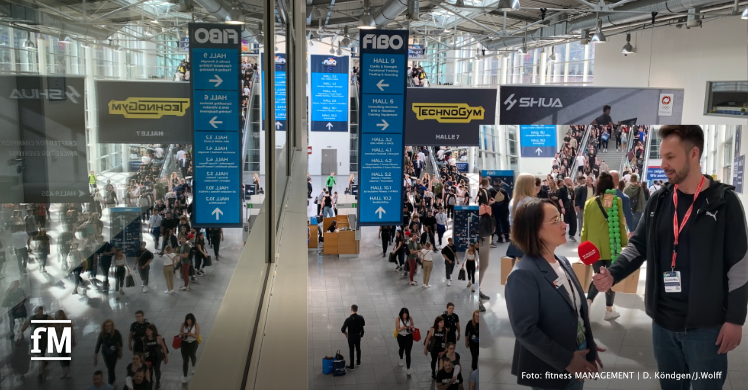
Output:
[670, 159, 691, 185]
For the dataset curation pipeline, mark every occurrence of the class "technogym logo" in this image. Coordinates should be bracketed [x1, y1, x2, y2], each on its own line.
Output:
[109, 98, 190, 119]
[503, 93, 562, 110]
[31, 320, 72, 361]
[9, 86, 81, 104]
[412, 103, 485, 123]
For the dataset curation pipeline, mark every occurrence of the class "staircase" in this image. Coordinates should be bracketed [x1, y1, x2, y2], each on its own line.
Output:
[598, 147, 627, 173]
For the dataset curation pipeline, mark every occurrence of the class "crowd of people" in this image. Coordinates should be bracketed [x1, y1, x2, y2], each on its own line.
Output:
[503, 126, 746, 390]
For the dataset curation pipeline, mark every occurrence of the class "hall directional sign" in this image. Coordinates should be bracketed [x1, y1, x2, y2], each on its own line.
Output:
[189, 23, 242, 227]
[358, 30, 408, 227]
[519, 125, 557, 158]
[310, 55, 349, 132]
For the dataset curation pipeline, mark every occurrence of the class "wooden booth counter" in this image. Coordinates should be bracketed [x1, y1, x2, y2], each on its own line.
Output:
[321, 215, 359, 255]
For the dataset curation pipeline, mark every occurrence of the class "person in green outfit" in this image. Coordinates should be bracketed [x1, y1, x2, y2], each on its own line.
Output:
[325, 172, 336, 194]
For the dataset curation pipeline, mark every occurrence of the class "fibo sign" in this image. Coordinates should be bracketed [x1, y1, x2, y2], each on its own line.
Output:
[31, 319, 73, 360]
[362, 34, 404, 50]
[193, 28, 239, 44]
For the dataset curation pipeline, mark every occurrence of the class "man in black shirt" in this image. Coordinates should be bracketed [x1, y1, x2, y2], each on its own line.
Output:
[590, 104, 619, 127]
[129, 310, 150, 353]
[441, 303, 461, 344]
[594, 126, 747, 390]
[441, 238, 459, 286]
[341, 304, 365, 370]
[134, 243, 154, 293]
[557, 177, 577, 241]
[98, 241, 115, 290]
[159, 213, 177, 255]
[402, 206, 411, 230]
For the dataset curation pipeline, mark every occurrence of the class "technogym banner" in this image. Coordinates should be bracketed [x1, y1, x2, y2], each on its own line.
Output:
[96, 81, 192, 143]
[0, 76, 89, 203]
[498, 86, 684, 125]
[404, 87, 496, 146]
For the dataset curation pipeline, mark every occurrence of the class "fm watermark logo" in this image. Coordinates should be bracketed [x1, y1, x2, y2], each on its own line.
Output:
[31, 319, 72, 361]
[503, 93, 563, 110]
[9, 86, 81, 104]
[109, 98, 190, 119]
[412, 103, 484, 123]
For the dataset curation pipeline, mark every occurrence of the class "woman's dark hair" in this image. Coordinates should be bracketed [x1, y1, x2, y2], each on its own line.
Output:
[184, 313, 197, 326]
[145, 324, 159, 338]
[510, 198, 557, 257]
[432, 316, 445, 330]
[618, 180, 626, 191]
[535, 177, 541, 187]
[596, 172, 615, 194]
[399, 308, 410, 322]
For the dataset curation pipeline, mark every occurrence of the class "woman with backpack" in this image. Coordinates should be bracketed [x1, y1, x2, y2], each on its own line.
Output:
[94, 319, 123, 386]
[464, 310, 479, 372]
[142, 324, 169, 389]
[105, 186, 118, 209]
[445, 191, 456, 220]
[424, 316, 447, 380]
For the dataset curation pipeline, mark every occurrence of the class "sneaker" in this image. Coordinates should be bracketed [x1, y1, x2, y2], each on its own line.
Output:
[569, 236, 577, 242]
[164, 290, 170, 294]
[120, 289, 125, 295]
[399, 359, 403, 367]
[356, 361, 360, 366]
[479, 301, 486, 312]
[604, 309, 621, 321]
[425, 284, 430, 288]
[179, 286, 187, 291]
[407, 369, 411, 376]
[185, 286, 190, 291]
[479, 291, 490, 300]
[395, 266, 400, 271]
[143, 286, 148, 293]
[447, 280, 451, 286]
[472, 287, 476, 292]
[467, 282, 472, 288]
[346, 365, 355, 370]
[182, 377, 188, 384]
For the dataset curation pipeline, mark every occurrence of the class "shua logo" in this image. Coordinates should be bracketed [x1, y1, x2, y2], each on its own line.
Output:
[9, 86, 81, 104]
[31, 320, 72, 361]
[503, 93, 563, 110]
[706, 210, 718, 221]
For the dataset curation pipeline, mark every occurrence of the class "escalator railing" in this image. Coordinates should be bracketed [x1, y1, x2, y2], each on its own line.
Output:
[242, 80, 257, 168]
[570, 126, 593, 179]
[619, 127, 637, 173]
[428, 147, 441, 181]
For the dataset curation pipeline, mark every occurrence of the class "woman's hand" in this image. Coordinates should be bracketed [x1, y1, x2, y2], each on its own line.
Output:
[424, 347, 428, 356]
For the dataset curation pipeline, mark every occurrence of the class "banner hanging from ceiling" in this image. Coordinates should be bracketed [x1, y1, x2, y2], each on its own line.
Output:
[498, 86, 684, 125]
[309, 54, 349, 132]
[96, 81, 192, 143]
[404, 87, 496, 146]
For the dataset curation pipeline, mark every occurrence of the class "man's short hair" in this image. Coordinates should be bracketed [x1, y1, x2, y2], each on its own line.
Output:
[603, 105, 611, 112]
[93, 370, 104, 377]
[658, 125, 705, 158]
[135, 310, 144, 316]
[351, 305, 358, 313]
[631, 173, 639, 182]
[446, 302, 454, 309]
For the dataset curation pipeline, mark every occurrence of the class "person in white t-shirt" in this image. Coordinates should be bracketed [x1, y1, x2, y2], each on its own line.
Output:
[649, 180, 662, 195]
[162, 245, 178, 294]
[154, 147, 164, 159]
[418, 242, 435, 287]
[141, 155, 152, 165]
[575, 153, 585, 170]
[12, 228, 30, 273]
[176, 149, 186, 162]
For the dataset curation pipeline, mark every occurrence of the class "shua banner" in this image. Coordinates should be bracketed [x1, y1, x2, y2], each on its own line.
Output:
[0, 76, 89, 203]
[310, 55, 349, 132]
[499, 86, 684, 125]
[404, 88, 496, 146]
[97, 81, 192, 143]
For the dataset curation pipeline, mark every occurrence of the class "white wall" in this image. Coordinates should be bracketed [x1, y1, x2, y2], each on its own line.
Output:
[305, 37, 351, 176]
[593, 16, 748, 125]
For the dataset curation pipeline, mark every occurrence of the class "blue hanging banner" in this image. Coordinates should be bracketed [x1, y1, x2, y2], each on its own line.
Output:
[453, 205, 479, 252]
[310, 55, 349, 132]
[261, 52, 287, 131]
[189, 23, 243, 227]
[358, 30, 408, 227]
[110, 207, 142, 257]
[519, 125, 557, 158]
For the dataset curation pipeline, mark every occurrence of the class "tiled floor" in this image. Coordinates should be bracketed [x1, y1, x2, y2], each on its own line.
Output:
[482, 239, 748, 390]
[307, 222, 479, 390]
[0, 203, 246, 390]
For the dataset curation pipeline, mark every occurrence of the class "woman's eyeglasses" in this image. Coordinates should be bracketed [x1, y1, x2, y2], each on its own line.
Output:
[545, 215, 564, 226]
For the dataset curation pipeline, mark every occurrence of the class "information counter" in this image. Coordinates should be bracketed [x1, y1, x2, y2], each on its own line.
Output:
[320, 215, 359, 255]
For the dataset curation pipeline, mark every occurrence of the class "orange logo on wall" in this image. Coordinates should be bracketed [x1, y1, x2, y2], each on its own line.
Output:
[661, 96, 671, 105]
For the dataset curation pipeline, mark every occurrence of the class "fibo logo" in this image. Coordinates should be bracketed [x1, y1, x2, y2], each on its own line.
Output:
[194, 28, 239, 44]
[503, 93, 563, 110]
[362, 34, 404, 50]
[31, 319, 72, 360]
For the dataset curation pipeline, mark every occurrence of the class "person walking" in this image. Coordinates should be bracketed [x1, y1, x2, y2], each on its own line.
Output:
[325, 172, 336, 194]
[322, 191, 334, 219]
[124, 352, 151, 390]
[128, 310, 150, 354]
[54, 310, 76, 379]
[194, 230, 208, 276]
[623, 173, 647, 228]
[176, 236, 192, 291]
[442, 303, 461, 344]
[441, 238, 458, 286]
[574, 176, 595, 236]
[395, 308, 415, 376]
[593, 126, 747, 390]
[113, 248, 127, 299]
[418, 242, 435, 287]
[378, 226, 390, 257]
[341, 304, 365, 370]
[581, 172, 627, 321]
[162, 246, 178, 293]
[392, 229, 405, 271]
[18, 306, 55, 383]
[179, 313, 200, 384]
[609, 171, 635, 235]
[424, 316, 447, 380]
[134, 243, 153, 293]
[406, 233, 420, 285]
[210, 227, 223, 259]
[436, 355, 464, 390]
[465, 310, 479, 372]
[149, 212, 162, 250]
[558, 177, 577, 242]
[3, 280, 27, 335]
[435, 207, 448, 247]
[141, 324, 169, 390]
[94, 319, 123, 387]
[11, 226, 30, 274]
[464, 243, 477, 291]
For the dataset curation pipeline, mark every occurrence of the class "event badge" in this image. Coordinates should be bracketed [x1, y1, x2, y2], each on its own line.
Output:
[663, 271, 682, 293]
[603, 193, 615, 208]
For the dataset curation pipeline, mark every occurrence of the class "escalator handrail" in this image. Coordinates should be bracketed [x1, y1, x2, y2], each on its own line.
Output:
[242, 80, 258, 171]
[619, 127, 637, 173]
[570, 126, 593, 179]
[159, 144, 174, 180]
[428, 147, 441, 181]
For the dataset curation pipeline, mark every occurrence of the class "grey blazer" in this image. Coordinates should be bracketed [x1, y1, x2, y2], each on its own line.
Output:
[505, 255, 598, 389]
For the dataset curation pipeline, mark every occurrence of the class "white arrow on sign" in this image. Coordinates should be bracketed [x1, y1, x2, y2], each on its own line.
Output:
[376, 119, 389, 131]
[376, 79, 389, 91]
[79, 190, 86, 197]
[209, 116, 222, 128]
[211, 208, 224, 220]
[375, 207, 386, 219]
[209, 75, 223, 87]
[535, 147, 543, 156]
[326, 122, 333, 130]
[275, 121, 282, 129]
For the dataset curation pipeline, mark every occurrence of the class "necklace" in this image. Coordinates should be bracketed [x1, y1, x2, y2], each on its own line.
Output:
[604, 189, 622, 259]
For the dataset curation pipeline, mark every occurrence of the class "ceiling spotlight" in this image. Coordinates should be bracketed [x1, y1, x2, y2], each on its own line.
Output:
[225, 7, 245, 24]
[548, 50, 556, 61]
[23, 32, 35, 49]
[590, 18, 606, 43]
[116, 45, 123, 51]
[359, 0, 376, 29]
[341, 26, 351, 47]
[622, 33, 635, 55]
[496, 0, 520, 11]
[255, 35, 264, 45]
[580, 30, 590, 45]
[336, 46, 343, 56]
[60, 36, 72, 44]
[517, 46, 526, 54]
[330, 46, 335, 54]
[741, 5, 748, 19]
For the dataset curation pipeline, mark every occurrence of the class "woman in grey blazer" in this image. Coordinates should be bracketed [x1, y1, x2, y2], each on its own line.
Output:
[505, 199, 605, 390]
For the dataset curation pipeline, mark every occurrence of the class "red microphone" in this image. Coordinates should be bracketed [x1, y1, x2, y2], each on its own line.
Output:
[578, 241, 600, 266]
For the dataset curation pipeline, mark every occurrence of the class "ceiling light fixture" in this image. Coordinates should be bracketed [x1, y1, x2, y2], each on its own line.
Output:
[622, 33, 635, 55]
[580, 30, 590, 45]
[590, 17, 606, 43]
[341, 26, 351, 47]
[225, 7, 245, 24]
[742, 5, 748, 19]
[548, 47, 556, 61]
[496, 0, 520, 12]
[23, 32, 36, 49]
[336, 43, 343, 56]
[359, 0, 376, 29]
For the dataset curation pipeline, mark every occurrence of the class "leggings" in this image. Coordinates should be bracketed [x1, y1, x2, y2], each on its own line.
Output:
[181, 340, 198, 376]
[446, 205, 455, 219]
[466, 260, 476, 284]
[103, 353, 118, 385]
[148, 358, 163, 387]
[114, 266, 125, 291]
[478, 237, 490, 288]
[397, 250, 405, 267]
[587, 260, 616, 306]
[381, 236, 389, 254]
[396, 334, 413, 368]
[615, 138, 622, 149]
[469, 342, 479, 371]
[430, 348, 444, 376]
[72, 266, 84, 290]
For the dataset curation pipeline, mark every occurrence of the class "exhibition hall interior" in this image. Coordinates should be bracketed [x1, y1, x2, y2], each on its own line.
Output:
[0, 0, 746, 389]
